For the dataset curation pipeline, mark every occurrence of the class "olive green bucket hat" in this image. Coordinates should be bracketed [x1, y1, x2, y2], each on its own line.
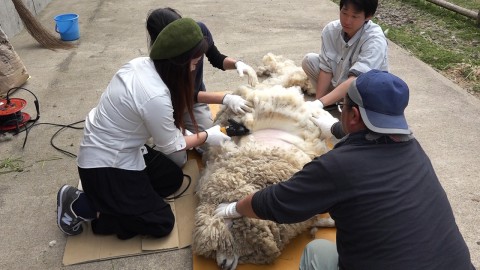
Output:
[149, 17, 203, 60]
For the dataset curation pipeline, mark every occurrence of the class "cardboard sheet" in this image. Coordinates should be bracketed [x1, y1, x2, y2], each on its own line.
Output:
[62, 159, 200, 266]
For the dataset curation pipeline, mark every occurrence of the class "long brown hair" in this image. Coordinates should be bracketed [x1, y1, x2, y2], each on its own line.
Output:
[153, 39, 208, 132]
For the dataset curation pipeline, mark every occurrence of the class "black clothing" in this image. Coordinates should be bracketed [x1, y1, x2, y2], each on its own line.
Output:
[194, 22, 228, 98]
[252, 130, 474, 270]
[331, 121, 346, 139]
[78, 145, 183, 239]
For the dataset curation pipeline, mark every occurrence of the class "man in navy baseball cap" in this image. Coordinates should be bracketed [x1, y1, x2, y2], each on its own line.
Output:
[347, 69, 411, 135]
[311, 69, 412, 139]
[216, 69, 475, 270]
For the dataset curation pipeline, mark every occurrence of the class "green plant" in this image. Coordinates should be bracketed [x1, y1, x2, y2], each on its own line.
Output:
[0, 157, 25, 174]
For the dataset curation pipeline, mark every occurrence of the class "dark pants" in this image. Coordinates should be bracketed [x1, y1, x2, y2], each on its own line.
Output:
[78, 145, 184, 239]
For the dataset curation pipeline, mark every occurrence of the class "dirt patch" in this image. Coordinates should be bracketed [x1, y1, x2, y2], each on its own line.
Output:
[375, 0, 480, 98]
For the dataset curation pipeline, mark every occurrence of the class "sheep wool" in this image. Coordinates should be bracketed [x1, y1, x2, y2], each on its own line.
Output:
[256, 53, 315, 96]
[192, 78, 336, 268]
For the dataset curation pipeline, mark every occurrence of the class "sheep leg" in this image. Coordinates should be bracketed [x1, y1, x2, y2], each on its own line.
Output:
[215, 218, 240, 270]
[216, 252, 239, 270]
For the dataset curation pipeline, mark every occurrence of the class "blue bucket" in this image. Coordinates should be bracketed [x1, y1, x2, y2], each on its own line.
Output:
[54, 13, 80, 41]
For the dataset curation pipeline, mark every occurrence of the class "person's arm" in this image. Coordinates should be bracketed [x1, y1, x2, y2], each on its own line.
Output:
[331, 121, 346, 139]
[222, 57, 239, 70]
[200, 21, 258, 86]
[215, 158, 339, 224]
[307, 73, 353, 110]
[183, 125, 231, 150]
[197, 91, 224, 104]
[236, 194, 258, 218]
[183, 131, 209, 149]
[319, 76, 356, 107]
[310, 113, 340, 139]
[197, 91, 253, 114]
[213, 193, 259, 220]
[316, 70, 333, 99]
[222, 56, 258, 87]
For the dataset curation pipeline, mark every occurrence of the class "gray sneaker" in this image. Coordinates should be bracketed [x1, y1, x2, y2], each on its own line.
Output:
[56, 185, 86, 236]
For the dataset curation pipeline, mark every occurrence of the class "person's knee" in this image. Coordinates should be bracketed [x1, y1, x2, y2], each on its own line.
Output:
[184, 103, 214, 131]
[300, 239, 338, 270]
[167, 151, 187, 168]
[149, 211, 175, 238]
[302, 54, 320, 91]
[302, 53, 319, 73]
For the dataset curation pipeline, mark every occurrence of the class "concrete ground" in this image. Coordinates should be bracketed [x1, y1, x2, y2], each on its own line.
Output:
[1, 0, 479, 269]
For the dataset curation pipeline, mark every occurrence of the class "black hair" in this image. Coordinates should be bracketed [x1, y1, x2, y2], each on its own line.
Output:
[146, 7, 182, 47]
[339, 0, 378, 18]
[153, 38, 209, 132]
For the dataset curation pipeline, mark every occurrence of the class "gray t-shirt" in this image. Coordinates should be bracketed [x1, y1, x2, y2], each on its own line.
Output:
[319, 20, 388, 87]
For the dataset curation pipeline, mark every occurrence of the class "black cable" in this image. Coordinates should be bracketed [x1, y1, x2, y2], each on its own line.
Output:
[164, 174, 192, 201]
[47, 120, 85, 158]
[2, 87, 87, 156]
[3, 91, 193, 199]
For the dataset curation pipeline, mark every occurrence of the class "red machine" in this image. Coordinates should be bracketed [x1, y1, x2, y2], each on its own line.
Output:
[0, 97, 32, 132]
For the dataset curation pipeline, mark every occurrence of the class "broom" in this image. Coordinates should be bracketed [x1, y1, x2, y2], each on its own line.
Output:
[11, 0, 75, 50]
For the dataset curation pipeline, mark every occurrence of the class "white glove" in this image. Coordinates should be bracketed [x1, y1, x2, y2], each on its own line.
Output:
[306, 99, 324, 110]
[205, 125, 231, 145]
[235, 61, 259, 87]
[222, 94, 253, 114]
[310, 113, 339, 138]
[214, 202, 242, 219]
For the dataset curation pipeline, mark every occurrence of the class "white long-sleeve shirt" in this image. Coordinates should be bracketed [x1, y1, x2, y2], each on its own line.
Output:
[77, 57, 186, 170]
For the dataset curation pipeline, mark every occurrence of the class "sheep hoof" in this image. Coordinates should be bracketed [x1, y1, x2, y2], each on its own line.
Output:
[216, 252, 239, 270]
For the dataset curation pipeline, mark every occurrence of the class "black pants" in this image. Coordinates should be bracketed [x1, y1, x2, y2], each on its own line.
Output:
[78, 145, 184, 239]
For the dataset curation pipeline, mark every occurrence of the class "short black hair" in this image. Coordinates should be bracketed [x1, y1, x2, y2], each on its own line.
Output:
[339, 0, 378, 18]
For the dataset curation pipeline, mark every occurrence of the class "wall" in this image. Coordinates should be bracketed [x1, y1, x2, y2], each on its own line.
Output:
[0, 0, 53, 38]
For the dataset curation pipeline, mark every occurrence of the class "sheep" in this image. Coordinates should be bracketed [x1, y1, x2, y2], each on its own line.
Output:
[192, 79, 336, 269]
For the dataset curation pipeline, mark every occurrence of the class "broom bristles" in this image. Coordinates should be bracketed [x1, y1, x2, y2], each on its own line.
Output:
[11, 0, 75, 50]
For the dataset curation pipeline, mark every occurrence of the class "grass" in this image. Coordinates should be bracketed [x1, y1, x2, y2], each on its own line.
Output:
[0, 157, 25, 174]
[331, 0, 480, 93]
[448, 0, 480, 10]
[0, 156, 62, 175]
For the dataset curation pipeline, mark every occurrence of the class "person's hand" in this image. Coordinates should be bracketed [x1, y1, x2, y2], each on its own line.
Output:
[214, 202, 242, 219]
[205, 125, 231, 145]
[306, 99, 324, 110]
[310, 113, 339, 138]
[235, 61, 259, 87]
[222, 94, 253, 114]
